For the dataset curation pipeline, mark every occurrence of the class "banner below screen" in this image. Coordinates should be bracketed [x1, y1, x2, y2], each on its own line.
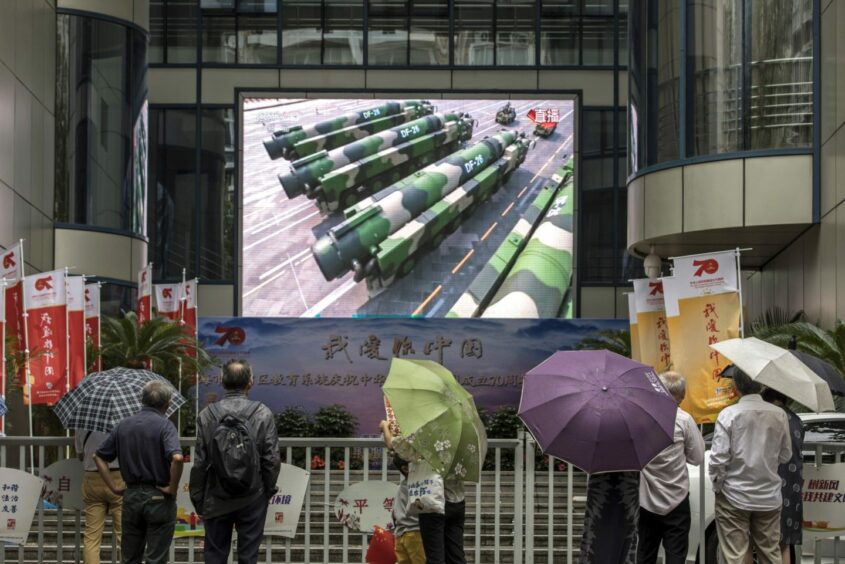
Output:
[632, 278, 671, 372]
[663, 250, 741, 423]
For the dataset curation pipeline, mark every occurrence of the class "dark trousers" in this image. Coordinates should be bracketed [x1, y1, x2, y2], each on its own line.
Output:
[203, 495, 269, 564]
[121, 486, 177, 564]
[419, 500, 466, 564]
[637, 496, 691, 564]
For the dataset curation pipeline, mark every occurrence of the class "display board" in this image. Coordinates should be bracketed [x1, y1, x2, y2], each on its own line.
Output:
[242, 97, 576, 318]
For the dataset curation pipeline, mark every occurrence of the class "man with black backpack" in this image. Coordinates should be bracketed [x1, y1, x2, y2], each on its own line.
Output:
[190, 360, 280, 564]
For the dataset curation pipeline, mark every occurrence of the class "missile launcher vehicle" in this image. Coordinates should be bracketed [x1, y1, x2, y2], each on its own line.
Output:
[447, 159, 574, 318]
[311, 130, 533, 293]
[262, 100, 433, 161]
[496, 102, 517, 125]
[278, 112, 475, 212]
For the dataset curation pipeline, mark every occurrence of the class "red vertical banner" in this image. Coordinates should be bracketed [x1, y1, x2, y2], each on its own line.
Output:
[24, 270, 68, 405]
[0, 281, 6, 433]
[181, 279, 198, 335]
[138, 264, 152, 325]
[84, 284, 101, 373]
[154, 283, 182, 321]
[66, 276, 86, 389]
[2, 242, 26, 387]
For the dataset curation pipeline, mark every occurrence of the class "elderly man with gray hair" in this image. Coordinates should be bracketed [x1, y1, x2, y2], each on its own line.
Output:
[94, 380, 184, 564]
[637, 371, 704, 564]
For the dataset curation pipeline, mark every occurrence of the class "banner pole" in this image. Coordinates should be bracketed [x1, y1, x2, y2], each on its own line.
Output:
[1, 278, 6, 435]
[194, 278, 199, 437]
[64, 268, 71, 455]
[96, 282, 102, 373]
[735, 248, 746, 338]
[18, 240, 35, 471]
[699, 423, 706, 564]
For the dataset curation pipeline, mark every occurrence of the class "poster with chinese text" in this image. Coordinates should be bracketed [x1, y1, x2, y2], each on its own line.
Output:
[632, 279, 671, 371]
[334, 481, 398, 533]
[264, 464, 309, 538]
[0, 468, 43, 545]
[24, 270, 68, 405]
[802, 463, 845, 538]
[41, 459, 85, 511]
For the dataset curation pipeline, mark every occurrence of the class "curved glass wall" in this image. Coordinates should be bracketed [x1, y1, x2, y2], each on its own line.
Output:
[629, 0, 813, 174]
[55, 13, 149, 236]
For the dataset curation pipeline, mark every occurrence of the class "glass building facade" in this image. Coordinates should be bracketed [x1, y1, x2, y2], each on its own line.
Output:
[55, 13, 149, 236]
[628, 0, 814, 174]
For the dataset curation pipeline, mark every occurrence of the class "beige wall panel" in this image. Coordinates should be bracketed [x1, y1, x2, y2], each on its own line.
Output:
[13, 82, 32, 202]
[133, 0, 150, 32]
[838, 205, 845, 323]
[14, 0, 33, 95]
[57, 0, 132, 23]
[744, 156, 812, 226]
[198, 285, 235, 317]
[643, 168, 682, 240]
[280, 69, 366, 90]
[30, 0, 48, 108]
[822, 135, 837, 216]
[823, 0, 833, 16]
[307, 91, 374, 99]
[29, 100, 44, 211]
[683, 160, 743, 232]
[615, 287, 630, 319]
[627, 176, 644, 247]
[786, 243, 804, 315]
[203, 69, 279, 104]
[129, 238, 148, 283]
[42, 111, 54, 216]
[838, 0, 845, 131]
[148, 69, 197, 104]
[365, 70, 452, 90]
[54, 229, 134, 281]
[0, 63, 14, 187]
[42, 1, 56, 112]
[0, 0, 14, 71]
[822, 1, 837, 144]
[580, 287, 616, 318]
[451, 70, 538, 90]
[802, 225, 822, 323]
[0, 181, 13, 247]
[819, 211, 837, 328]
[538, 70, 613, 106]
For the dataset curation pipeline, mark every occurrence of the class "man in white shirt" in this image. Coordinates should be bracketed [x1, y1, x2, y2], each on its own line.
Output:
[638, 372, 705, 564]
[75, 430, 123, 564]
[709, 369, 792, 564]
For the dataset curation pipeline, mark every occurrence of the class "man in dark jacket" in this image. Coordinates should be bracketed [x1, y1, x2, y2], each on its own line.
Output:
[190, 360, 280, 564]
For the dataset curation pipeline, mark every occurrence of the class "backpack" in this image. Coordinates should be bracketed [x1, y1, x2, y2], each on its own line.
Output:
[208, 402, 262, 496]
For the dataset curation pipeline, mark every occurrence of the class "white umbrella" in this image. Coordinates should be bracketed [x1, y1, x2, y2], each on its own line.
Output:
[710, 337, 835, 412]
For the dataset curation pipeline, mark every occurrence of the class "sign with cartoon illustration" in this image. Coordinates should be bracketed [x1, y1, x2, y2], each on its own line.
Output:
[334, 481, 399, 533]
[174, 463, 203, 538]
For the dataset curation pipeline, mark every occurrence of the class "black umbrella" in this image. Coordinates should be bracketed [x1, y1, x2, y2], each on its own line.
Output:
[789, 351, 845, 397]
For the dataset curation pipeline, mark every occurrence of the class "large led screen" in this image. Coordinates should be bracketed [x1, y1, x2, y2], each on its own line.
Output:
[242, 97, 575, 318]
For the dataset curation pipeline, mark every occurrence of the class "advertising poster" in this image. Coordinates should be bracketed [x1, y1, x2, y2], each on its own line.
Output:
[2, 242, 26, 388]
[627, 293, 641, 362]
[802, 463, 845, 537]
[0, 468, 43, 545]
[137, 264, 152, 326]
[199, 317, 627, 433]
[41, 458, 85, 511]
[264, 464, 310, 538]
[154, 283, 182, 321]
[334, 481, 399, 533]
[66, 276, 86, 389]
[174, 462, 203, 538]
[23, 270, 68, 405]
[632, 278, 671, 372]
[241, 97, 575, 318]
[662, 251, 741, 423]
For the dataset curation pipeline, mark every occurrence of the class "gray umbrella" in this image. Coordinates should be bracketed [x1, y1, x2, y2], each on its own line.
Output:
[789, 351, 845, 396]
[53, 367, 186, 432]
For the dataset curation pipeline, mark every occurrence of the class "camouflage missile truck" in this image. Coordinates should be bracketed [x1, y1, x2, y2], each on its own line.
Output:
[311, 130, 533, 294]
[263, 100, 433, 161]
[533, 121, 557, 138]
[447, 159, 574, 318]
[496, 102, 517, 125]
[278, 112, 475, 213]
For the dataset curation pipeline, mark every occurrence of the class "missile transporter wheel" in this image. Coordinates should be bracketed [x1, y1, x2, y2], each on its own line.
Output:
[429, 229, 448, 250]
[341, 189, 360, 210]
[398, 257, 417, 279]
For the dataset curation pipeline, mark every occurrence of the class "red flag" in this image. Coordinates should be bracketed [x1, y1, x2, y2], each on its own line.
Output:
[0, 281, 6, 433]
[138, 264, 152, 325]
[84, 284, 101, 373]
[66, 276, 86, 388]
[181, 279, 198, 334]
[24, 270, 68, 405]
[2, 242, 26, 387]
[154, 283, 182, 321]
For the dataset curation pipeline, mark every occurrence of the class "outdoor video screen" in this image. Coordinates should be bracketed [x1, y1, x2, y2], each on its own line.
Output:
[242, 97, 575, 318]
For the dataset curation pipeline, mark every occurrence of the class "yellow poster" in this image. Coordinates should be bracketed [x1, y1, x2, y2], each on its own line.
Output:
[627, 294, 641, 362]
[632, 279, 671, 372]
[663, 250, 742, 423]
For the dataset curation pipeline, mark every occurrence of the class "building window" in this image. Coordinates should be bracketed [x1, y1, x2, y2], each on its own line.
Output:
[581, 0, 613, 65]
[454, 0, 494, 65]
[540, 0, 578, 65]
[368, 0, 409, 65]
[282, 0, 363, 65]
[201, 0, 278, 64]
[199, 109, 236, 280]
[410, 0, 449, 65]
[149, 0, 199, 64]
[55, 14, 148, 236]
[324, 0, 364, 64]
[496, 0, 536, 65]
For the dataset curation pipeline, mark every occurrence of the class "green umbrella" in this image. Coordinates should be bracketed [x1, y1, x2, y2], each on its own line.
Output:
[383, 358, 488, 482]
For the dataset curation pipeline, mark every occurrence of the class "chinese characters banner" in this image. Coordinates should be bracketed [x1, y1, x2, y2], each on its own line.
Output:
[181, 279, 198, 335]
[0, 285, 5, 432]
[154, 283, 182, 321]
[66, 276, 86, 389]
[632, 278, 671, 372]
[627, 294, 641, 362]
[662, 250, 741, 423]
[23, 270, 68, 405]
[0, 468, 44, 545]
[137, 264, 152, 325]
[2, 242, 26, 387]
[84, 284, 101, 373]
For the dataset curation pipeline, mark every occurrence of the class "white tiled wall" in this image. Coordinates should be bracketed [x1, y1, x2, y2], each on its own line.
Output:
[0, 0, 56, 274]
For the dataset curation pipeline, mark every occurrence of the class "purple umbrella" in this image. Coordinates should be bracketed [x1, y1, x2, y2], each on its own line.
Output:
[519, 350, 678, 473]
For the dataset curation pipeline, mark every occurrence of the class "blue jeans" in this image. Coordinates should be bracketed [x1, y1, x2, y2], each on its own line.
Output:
[121, 486, 176, 564]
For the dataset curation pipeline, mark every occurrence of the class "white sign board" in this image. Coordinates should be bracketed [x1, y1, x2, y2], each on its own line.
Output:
[174, 463, 203, 538]
[41, 459, 85, 511]
[334, 481, 399, 533]
[0, 468, 43, 545]
[264, 464, 310, 538]
[802, 463, 845, 538]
